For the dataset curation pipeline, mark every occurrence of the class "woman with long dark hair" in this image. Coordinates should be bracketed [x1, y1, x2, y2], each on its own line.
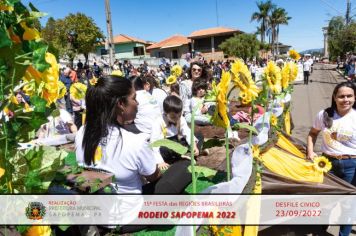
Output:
[307, 81, 356, 236]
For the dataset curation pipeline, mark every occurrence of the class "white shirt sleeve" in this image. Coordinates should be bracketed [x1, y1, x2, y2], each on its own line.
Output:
[312, 110, 324, 131]
[150, 118, 165, 164]
[135, 139, 157, 176]
[60, 109, 73, 123]
[180, 117, 197, 145]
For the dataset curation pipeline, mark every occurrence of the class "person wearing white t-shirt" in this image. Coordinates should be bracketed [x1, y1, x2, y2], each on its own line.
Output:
[307, 81, 356, 236]
[303, 58, 311, 85]
[150, 95, 203, 171]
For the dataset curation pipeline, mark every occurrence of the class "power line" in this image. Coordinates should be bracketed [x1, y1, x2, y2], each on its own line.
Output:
[319, 0, 343, 15]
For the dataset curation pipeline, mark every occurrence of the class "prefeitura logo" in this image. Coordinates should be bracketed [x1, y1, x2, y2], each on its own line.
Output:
[25, 202, 46, 220]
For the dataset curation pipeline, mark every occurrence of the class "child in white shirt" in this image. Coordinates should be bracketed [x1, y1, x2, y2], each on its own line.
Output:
[150, 95, 203, 171]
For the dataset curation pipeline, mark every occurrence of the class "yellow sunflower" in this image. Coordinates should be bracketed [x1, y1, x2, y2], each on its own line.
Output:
[23, 81, 36, 97]
[288, 49, 301, 61]
[20, 22, 41, 41]
[23, 103, 33, 113]
[0, 3, 13, 11]
[211, 70, 230, 128]
[0, 168, 4, 178]
[281, 62, 298, 89]
[284, 111, 291, 135]
[270, 114, 278, 127]
[58, 81, 67, 99]
[25, 226, 51, 236]
[166, 75, 177, 85]
[263, 61, 282, 94]
[9, 93, 19, 105]
[70, 82, 87, 100]
[230, 60, 260, 104]
[252, 145, 260, 158]
[313, 156, 332, 173]
[94, 146, 102, 163]
[171, 65, 183, 77]
[89, 77, 98, 86]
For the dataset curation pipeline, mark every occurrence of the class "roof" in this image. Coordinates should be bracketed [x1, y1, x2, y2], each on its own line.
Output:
[112, 34, 147, 44]
[146, 35, 191, 50]
[188, 27, 241, 38]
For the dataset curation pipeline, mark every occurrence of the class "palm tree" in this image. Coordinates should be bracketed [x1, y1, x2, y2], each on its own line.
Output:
[251, 0, 275, 44]
[269, 7, 291, 55]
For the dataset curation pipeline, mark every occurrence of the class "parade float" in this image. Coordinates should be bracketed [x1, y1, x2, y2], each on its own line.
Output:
[1, 1, 356, 236]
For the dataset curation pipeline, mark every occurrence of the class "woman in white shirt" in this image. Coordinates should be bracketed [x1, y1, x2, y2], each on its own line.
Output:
[307, 81, 356, 236]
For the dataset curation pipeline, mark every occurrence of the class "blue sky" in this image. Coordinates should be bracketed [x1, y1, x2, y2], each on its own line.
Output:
[22, 0, 352, 52]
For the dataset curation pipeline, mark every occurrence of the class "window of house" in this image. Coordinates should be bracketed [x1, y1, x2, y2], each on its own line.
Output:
[158, 51, 165, 58]
[172, 50, 178, 59]
[133, 46, 145, 56]
[101, 48, 108, 55]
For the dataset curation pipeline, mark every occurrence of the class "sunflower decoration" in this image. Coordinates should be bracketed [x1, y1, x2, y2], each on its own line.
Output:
[25, 226, 51, 236]
[281, 62, 298, 89]
[94, 145, 103, 163]
[252, 145, 260, 159]
[166, 75, 177, 85]
[171, 65, 183, 78]
[230, 60, 260, 104]
[20, 21, 41, 41]
[89, 77, 98, 86]
[0, 168, 4, 178]
[57, 81, 67, 99]
[263, 61, 282, 94]
[288, 49, 301, 61]
[313, 156, 332, 173]
[211, 70, 231, 128]
[70, 82, 87, 100]
[270, 114, 278, 127]
[111, 70, 123, 77]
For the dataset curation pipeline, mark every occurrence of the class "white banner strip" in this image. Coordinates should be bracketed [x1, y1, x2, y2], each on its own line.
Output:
[2, 195, 356, 225]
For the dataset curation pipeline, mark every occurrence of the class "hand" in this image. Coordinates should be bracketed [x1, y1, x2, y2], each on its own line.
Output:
[307, 151, 317, 161]
[201, 105, 208, 114]
[158, 162, 170, 171]
[194, 143, 199, 156]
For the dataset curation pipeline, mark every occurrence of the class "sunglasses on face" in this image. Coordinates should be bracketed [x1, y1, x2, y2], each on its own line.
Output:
[192, 68, 202, 72]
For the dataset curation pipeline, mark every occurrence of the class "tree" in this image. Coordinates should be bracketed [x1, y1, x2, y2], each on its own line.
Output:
[269, 7, 291, 55]
[42, 13, 104, 66]
[251, 0, 275, 44]
[219, 34, 260, 61]
[42, 17, 60, 58]
[327, 16, 345, 60]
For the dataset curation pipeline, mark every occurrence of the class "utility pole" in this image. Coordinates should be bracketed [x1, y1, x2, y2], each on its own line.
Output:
[215, 0, 219, 26]
[105, 0, 114, 67]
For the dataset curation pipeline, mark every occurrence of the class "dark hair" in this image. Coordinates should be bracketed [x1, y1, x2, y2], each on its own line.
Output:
[170, 83, 180, 96]
[192, 78, 208, 96]
[132, 75, 158, 91]
[323, 81, 356, 128]
[187, 61, 209, 80]
[163, 95, 183, 114]
[83, 75, 132, 165]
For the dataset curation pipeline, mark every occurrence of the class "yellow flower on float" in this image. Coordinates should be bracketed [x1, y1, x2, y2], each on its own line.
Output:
[23, 103, 34, 113]
[263, 61, 282, 94]
[58, 81, 66, 99]
[252, 145, 260, 158]
[89, 77, 98, 86]
[313, 156, 332, 173]
[211, 70, 230, 128]
[94, 146, 102, 163]
[230, 60, 260, 104]
[288, 49, 301, 61]
[0, 3, 13, 11]
[270, 114, 278, 127]
[20, 22, 40, 41]
[23, 81, 36, 97]
[281, 62, 298, 89]
[171, 65, 183, 77]
[0, 168, 4, 178]
[166, 75, 177, 85]
[70, 82, 87, 100]
[8, 27, 21, 43]
[41, 53, 59, 83]
[25, 226, 51, 236]
[10, 93, 19, 105]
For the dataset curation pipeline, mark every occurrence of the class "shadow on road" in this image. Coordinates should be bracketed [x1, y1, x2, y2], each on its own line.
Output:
[309, 79, 339, 85]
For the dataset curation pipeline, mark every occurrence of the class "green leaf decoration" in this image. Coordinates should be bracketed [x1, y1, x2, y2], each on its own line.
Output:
[58, 225, 70, 232]
[29, 41, 49, 72]
[16, 226, 31, 234]
[188, 166, 217, 179]
[50, 108, 60, 117]
[0, 27, 12, 49]
[103, 186, 112, 193]
[232, 123, 258, 134]
[150, 139, 188, 155]
[65, 152, 77, 166]
[75, 176, 86, 185]
[30, 95, 46, 113]
[28, 2, 39, 12]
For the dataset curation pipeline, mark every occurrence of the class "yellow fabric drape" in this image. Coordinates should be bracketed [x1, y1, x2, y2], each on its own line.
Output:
[260, 147, 323, 183]
[276, 133, 305, 159]
[243, 172, 262, 236]
[284, 111, 291, 135]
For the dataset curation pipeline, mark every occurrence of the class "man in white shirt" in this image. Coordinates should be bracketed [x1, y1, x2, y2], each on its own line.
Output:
[303, 55, 312, 85]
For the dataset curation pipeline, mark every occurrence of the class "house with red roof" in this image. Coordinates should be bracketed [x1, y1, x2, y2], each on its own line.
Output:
[188, 27, 242, 60]
[146, 34, 191, 59]
[96, 34, 153, 58]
